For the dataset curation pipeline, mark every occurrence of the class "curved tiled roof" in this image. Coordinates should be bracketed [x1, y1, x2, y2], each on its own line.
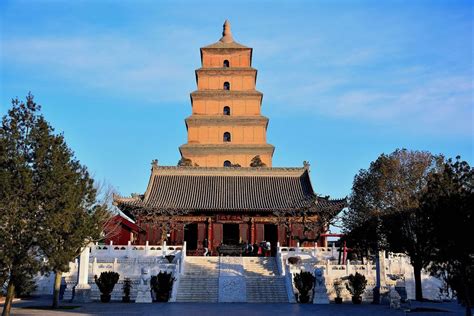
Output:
[202, 41, 250, 49]
[114, 166, 346, 216]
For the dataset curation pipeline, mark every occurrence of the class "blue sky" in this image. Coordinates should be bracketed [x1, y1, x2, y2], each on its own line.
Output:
[1, 0, 472, 199]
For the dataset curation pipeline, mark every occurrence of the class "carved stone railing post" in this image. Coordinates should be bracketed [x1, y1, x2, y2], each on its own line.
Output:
[276, 242, 283, 276]
[92, 257, 98, 276]
[285, 263, 297, 303]
[169, 260, 180, 302]
[181, 241, 187, 274]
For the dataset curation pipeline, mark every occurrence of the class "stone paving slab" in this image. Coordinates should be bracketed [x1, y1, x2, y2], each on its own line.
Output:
[3, 296, 470, 316]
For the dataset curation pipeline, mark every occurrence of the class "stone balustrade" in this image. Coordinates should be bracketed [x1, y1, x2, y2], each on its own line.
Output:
[275, 242, 447, 302]
[36, 241, 186, 302]
[90, 241, 184, 259]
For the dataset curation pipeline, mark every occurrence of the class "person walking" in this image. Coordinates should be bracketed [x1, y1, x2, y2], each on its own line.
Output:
[265, 241, 271, 257]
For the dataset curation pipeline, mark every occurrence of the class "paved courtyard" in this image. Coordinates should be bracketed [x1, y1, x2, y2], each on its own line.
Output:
[2, 296, 469, 316]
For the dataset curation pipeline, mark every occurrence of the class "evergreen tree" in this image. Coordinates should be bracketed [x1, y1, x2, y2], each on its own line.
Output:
[422, 157, 473, 316]
[32, 117, 110, 308]
[0, 95, 43, 316]
[0, 94, 111, 314]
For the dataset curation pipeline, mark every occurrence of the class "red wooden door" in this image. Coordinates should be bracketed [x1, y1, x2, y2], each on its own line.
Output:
[239, 223, 249, 243]
[255, 223, 264, 243]
[291, 223, 303, 247]
[278, 224, 287, 246]
[174, 223, 184, 245]
[212, 223, 223, 249]
[197, 223, 206, 249]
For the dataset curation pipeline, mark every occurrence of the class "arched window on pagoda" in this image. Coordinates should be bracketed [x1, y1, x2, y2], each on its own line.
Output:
[223, 160, 232, 167]
[223, 106, 231, 116]
[223, 60, 230, 68]
[223, 82, 230, 90]
[223, 132, 231, 142]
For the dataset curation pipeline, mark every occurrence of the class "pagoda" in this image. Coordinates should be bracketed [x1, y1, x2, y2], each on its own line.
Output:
[114, 21, 346, 255]
[179, 20, 274, 167]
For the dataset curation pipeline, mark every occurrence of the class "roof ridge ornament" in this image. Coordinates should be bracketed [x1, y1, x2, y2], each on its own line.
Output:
[303, 161, 310, 170]
[219, 20, 234, 43]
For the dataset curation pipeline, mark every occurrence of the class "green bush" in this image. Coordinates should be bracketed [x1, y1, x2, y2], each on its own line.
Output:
[333, 279, 344, 298]
[14, 273, 37, 297]
[94, 271, 120, 296]
[150, 271, 175, 302]
[165, 255, 175, 263]
[293, 270, 315, 303]
[288, 257, 301, 265]
[346, 272, 367, 298]
[2, 272, 38, 298]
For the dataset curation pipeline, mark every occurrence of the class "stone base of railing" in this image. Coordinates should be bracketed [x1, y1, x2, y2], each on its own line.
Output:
[73, 284, 91, 303]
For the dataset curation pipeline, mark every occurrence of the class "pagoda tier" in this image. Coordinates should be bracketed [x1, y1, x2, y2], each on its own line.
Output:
[179, 20, 274, 167]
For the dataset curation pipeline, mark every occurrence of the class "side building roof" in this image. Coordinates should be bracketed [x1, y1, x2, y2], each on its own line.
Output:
[113, 164, 346, 218]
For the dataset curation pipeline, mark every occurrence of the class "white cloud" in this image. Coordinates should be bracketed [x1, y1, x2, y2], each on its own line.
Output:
[2, 34, 196, 103]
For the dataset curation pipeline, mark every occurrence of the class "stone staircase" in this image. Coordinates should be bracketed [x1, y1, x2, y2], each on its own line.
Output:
[243, 257, 278, 276]
[246, 276, 288, 303]
[175, 256, 288, 303]
[243, 257, 288, 302]
[175, 257, 219, 302]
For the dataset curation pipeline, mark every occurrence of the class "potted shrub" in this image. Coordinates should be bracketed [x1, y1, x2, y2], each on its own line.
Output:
[122, 278, 132, 303]
[333, 280, 344, 304]
[150, 271, 175, 302]
[346, 272, 367, 304]
[165, 255, 175, 263]
[288, 256, 301, 265]
[94, 271, 120, 303]
[293, 270, 315, 303]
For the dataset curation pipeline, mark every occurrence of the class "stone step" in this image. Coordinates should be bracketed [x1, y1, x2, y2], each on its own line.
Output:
[178, 256, 288, 303]
[246, 277, 288, 303]
[243, 257, 279, 277]
[176, 276, 219, 302]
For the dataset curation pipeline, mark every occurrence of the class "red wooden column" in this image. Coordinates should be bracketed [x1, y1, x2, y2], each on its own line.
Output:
[207, 217, 213, 252]
[289, 222, 294, 247]
[250, 218, 255, 244]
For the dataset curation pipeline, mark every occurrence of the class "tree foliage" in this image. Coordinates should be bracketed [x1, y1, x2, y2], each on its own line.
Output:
[0, 95, 45, 316]
[343, 149, 442, 301]
[422, 157, 473, 315]
[273, 195, 344, 245]
[33, 116, 112, 308]
[0, 94, 111, 314]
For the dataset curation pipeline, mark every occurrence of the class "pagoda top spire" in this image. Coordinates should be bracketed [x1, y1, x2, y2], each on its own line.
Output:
[219, 20, 234, 43]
